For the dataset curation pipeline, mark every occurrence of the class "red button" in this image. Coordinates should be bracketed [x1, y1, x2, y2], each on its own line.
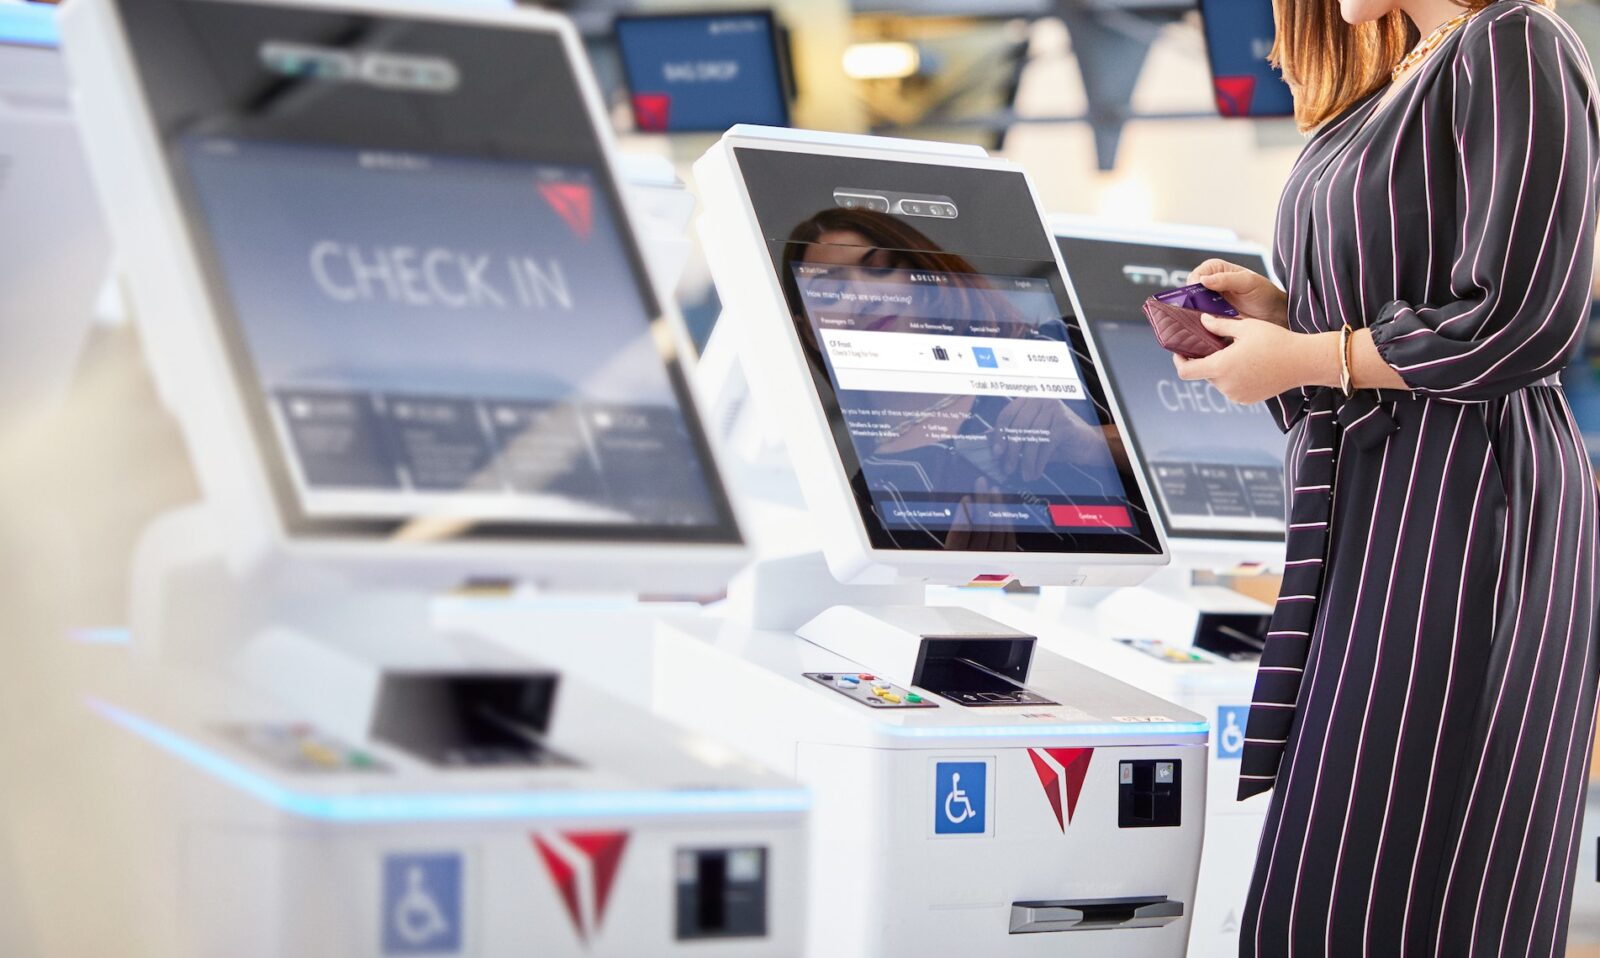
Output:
[860, 674, 875, 681]
[1048, 504, 1134, 529]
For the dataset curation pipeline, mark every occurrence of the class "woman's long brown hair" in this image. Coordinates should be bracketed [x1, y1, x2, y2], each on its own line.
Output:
[1271, 0, 1540, 131]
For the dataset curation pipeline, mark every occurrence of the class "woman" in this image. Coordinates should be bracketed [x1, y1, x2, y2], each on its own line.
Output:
[1176, 0, 1600, 952]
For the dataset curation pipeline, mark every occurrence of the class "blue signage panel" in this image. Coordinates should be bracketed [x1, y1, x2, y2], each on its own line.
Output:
[934, 760, 989, 835]
[1217, 705, 1250, 760]
[615, 12, 789, 132]
[382, 852, 463, 955]
[1198, 0, 1294, 117]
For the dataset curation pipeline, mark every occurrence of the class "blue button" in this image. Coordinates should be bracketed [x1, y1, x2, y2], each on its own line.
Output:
[934, 761, 988, 835]
[1216, 705, 1249, 760]
[973, 346, 998, 368]
[382, 853, 463, 954]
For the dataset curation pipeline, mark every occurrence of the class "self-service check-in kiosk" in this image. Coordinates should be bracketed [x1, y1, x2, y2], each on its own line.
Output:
[1025, 221, 1289, 956]
[657, 125, 1208, 957]
[60, 2, 807, 954]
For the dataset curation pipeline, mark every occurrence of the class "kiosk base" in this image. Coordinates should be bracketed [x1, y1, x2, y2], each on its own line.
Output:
[653, 571, 1209, 958]
[941, 573, 1270, 958]
[82, 506, 810, 958]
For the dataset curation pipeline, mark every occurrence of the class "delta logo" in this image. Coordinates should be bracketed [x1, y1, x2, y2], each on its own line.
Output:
[538, 181, 594, 240]
[632, 92, 672, 133]
[1027, 747, 1092, 831]
[1213, 76, 1257, 117]
[532, 830, 628, 945]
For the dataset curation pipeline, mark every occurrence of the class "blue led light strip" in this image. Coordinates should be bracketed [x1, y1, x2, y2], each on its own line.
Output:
[88, 699, 810, 823]
[0, 5, 57, 48]
[880, 720, 1211, 740]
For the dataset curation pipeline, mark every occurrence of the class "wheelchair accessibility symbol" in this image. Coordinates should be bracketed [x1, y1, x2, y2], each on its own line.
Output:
[1217, 705, 1249, 760]
[382, 853, 463, 954]
[934, 760, 988, 835]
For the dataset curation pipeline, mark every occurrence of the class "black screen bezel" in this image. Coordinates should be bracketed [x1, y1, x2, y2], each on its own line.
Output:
[116, 0, 742, 545]
[739, 149, 1166, 558]
[613, 8, 792, 134]
[1054, 234, 1286, 546]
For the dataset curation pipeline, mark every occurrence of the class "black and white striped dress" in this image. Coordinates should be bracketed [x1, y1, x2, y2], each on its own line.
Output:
[1237, 2, 1600, 953]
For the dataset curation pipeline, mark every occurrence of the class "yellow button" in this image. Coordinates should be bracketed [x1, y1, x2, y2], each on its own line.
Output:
[882, 693, 902, 704]
[299, 741, 340, 767]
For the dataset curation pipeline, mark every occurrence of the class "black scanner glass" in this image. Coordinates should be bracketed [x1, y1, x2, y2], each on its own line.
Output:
[114, 0, 740, 544]
[734, 147, 1163, 556]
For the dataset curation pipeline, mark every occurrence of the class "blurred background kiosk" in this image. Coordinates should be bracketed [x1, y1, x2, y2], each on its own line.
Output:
[1040, 220, 1288, 957]
[658, 125, 1210, 958]
[60, 1, 808, 955]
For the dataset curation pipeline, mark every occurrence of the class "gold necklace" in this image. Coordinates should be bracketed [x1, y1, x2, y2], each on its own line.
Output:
[1392, 8, 1476, 81]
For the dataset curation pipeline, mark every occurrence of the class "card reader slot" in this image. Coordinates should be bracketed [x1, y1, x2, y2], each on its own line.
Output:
[912, 637, 1057, 706]
[371, 672, 580, 768]
[1008, 896, 1183, 933]
[1194, 614, 1270, 661]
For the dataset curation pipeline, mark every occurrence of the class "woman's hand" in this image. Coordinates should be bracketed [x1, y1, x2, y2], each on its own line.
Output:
[1173, 314, 1338, 405]
[1190, 259, 1290, 329]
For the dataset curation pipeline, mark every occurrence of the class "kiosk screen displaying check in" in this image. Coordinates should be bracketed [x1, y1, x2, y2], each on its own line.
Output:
[663, 126, 1208, 958]
[1056, 236, 1285, 544]
[60, 2, 804, 956]
[1048, 227, 1290, 958]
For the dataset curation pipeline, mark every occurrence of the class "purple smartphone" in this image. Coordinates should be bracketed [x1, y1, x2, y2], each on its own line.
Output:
[1154, 282, 1238, 316]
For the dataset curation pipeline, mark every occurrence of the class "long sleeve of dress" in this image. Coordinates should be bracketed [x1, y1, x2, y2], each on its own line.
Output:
[1369, 8, 1600, 401]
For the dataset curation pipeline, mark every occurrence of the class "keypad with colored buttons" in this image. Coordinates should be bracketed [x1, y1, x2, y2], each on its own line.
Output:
[1114, 637, 1210, 664]
[220, 722, 390, 774]
[803, 673, 938, 709]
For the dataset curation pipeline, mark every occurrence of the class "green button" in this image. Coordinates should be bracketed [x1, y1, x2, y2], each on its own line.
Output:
[347, 751, 374, 768]
[906, 693, 923, 704]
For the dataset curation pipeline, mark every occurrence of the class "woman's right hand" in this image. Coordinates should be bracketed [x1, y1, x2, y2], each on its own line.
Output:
[1190, 259, 1289, 329]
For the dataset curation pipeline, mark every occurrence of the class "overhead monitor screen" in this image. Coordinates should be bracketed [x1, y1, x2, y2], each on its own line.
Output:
[1055, 235, 1286, 542]
[1198, 0, 1294, 118]
[615, 11, 789, 133]
[735, 147, 1164, 556]
[120, 0, 740, 544]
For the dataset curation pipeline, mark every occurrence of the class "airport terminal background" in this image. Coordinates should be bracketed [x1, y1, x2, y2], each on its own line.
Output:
[9, 0, 1600, 954]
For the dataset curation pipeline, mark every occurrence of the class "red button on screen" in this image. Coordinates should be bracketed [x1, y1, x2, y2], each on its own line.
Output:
[1048, 504, 1134, 529]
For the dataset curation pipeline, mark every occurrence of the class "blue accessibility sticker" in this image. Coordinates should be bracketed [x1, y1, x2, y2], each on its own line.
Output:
[1216, 705, 1249, 760]
[934, 760, 989, 835]
[382, 852, 463, 954]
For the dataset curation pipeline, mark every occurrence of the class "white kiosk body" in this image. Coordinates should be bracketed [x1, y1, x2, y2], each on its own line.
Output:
[0, 4, 112, 427]
[664, 125, 1209, 958]
[60, 1, 807, 954]
[1032, 221, 1291, 955]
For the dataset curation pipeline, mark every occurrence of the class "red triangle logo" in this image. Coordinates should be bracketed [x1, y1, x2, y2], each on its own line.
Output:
[539, 182, 594, 240]
[1028, 748, 1065, 830]
[532, 834, 586, 943]
[1214, 76, 1257, 117]
[633, 92, 671, 132]
[531, 830, 629, 943]
[1028, 747, 1093, 831]
[566, 831, 628, 926]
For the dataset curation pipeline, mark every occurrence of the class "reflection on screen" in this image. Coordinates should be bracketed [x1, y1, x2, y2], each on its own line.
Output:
[181, 138, 720, 528]
[1057, 237, 1286, 538]
[786, 231, 1142, 549]
[616, 13, 788, 133]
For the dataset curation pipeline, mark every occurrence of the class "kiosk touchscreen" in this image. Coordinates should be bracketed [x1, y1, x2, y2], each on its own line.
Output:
[656, 126, 1208, 958]
[61, 1, 806, 955]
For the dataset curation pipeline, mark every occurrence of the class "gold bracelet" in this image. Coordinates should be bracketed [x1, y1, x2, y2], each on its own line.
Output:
[1339, 324, 1354, 397]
